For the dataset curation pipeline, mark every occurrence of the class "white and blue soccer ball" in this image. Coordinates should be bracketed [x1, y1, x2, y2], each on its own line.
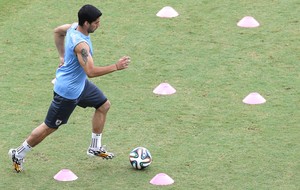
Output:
[129, 147, 152, 170]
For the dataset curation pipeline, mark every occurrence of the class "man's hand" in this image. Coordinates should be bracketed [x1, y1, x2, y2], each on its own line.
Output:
[115, 56, 131, 70]
[58, 57, 64, 68]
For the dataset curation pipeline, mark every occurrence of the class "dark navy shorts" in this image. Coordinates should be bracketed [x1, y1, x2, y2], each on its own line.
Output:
[45, 80, 107, 128]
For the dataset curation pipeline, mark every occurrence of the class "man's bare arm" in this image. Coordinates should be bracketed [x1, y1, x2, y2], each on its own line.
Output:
[54, 24, 72, 66]
[75, 42, 130, 78]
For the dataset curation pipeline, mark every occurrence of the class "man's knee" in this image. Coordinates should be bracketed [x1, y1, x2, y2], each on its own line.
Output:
[97, 100, 111, 113]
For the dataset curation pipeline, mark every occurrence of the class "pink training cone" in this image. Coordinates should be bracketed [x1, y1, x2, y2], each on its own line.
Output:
[156, 6, 179, 18]
[243, 92, 266, 104]
[153, 83, 176, 95]
[150, 173, 174, 186]
[237, 16, 260, 28]
[54, 169, 78, 181]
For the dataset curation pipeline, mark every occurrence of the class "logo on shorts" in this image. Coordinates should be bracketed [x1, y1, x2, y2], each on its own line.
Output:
[55, 119, 62, 126]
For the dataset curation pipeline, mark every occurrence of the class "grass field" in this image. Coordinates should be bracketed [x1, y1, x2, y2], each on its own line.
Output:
[0, 0, 299, 189]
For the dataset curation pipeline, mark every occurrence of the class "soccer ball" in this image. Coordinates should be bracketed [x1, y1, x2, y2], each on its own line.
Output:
[129, 147, 152, 170]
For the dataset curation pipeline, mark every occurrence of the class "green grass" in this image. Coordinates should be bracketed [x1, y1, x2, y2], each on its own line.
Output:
[0, 0, 299, 189]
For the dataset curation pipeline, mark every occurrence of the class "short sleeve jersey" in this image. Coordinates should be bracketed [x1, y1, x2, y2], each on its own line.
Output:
[54, 23, 93, 99]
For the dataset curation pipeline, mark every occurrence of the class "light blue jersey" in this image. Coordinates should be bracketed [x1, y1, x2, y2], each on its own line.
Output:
[54, 23, 93, 99]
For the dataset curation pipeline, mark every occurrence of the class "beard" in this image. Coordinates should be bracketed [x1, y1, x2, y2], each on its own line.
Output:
[88, 26, 98, 33]
[88, 29, 95, 33]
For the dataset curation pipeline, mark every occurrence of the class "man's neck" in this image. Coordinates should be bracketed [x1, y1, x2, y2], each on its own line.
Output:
[77, 25, 88, 36]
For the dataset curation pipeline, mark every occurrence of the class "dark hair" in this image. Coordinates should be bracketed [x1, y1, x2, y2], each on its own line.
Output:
[78, 4, 102, 26]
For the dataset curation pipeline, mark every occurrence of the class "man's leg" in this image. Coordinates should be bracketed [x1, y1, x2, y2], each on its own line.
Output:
[92, 100, 111, 134]
[78, 80, 115, 159]
[9, 91, 76, 172]
[27, 122, 57, 147]
[87, 100, 114, 159]
[9, 122, 56, 172]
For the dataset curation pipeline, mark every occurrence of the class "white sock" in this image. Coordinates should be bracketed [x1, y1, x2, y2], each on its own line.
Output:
[16, 141, 32, 159]
[90, 133, 102, 150]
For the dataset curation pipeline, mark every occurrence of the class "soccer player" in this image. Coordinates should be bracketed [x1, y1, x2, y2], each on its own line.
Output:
[8, 4, 130, 172]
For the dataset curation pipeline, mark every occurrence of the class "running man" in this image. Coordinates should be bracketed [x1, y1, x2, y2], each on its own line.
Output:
[9, 4, 130, 172]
